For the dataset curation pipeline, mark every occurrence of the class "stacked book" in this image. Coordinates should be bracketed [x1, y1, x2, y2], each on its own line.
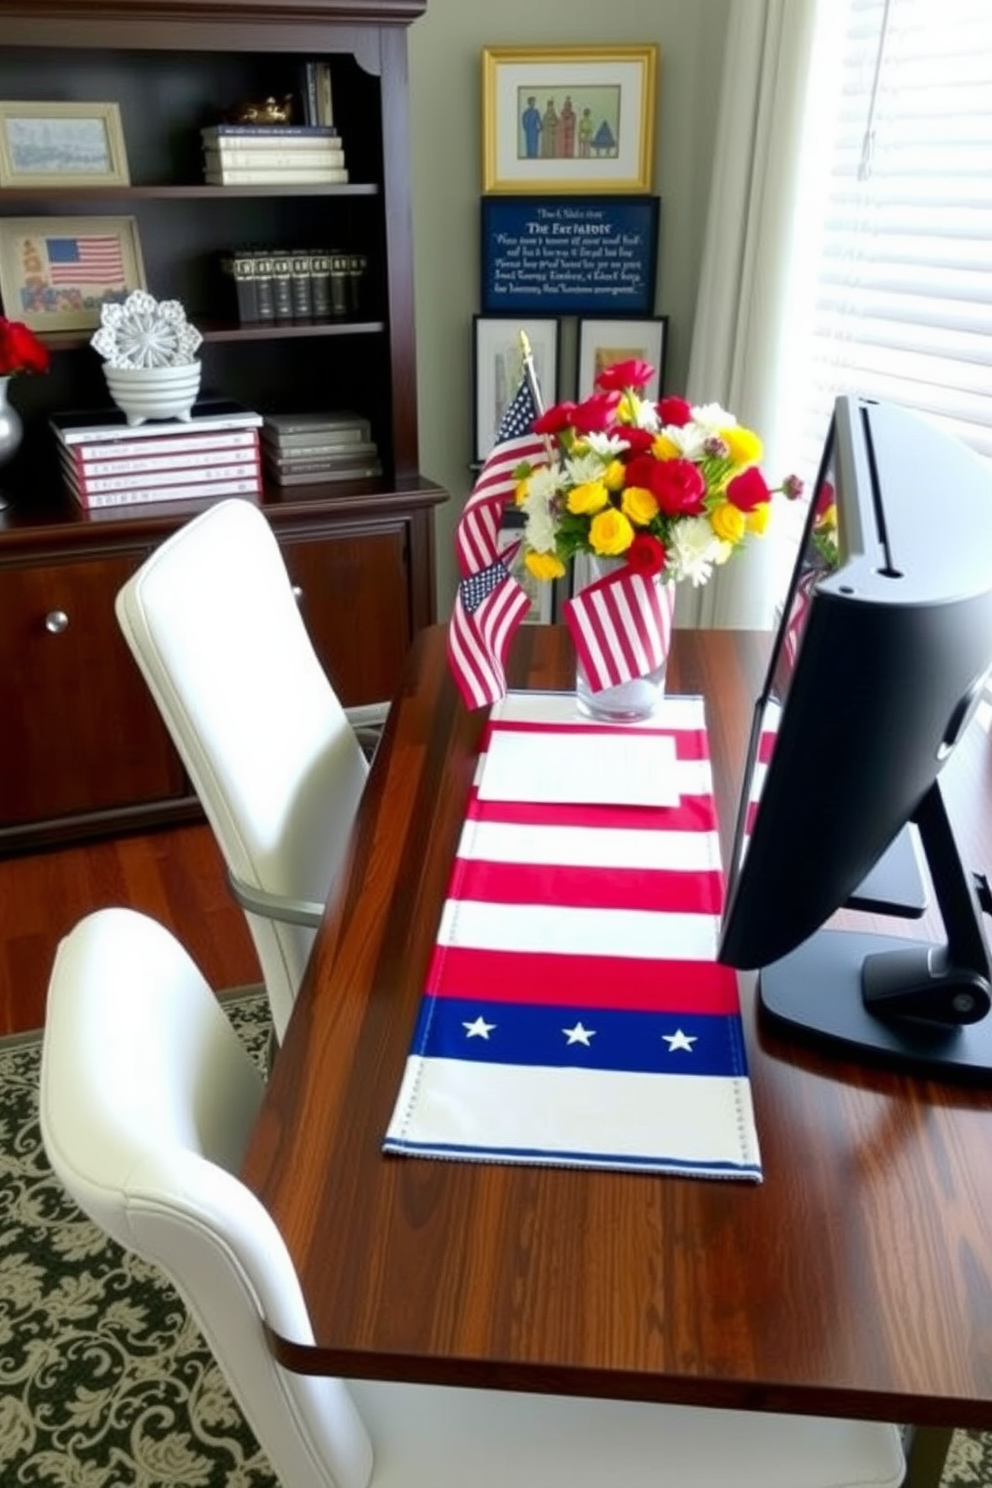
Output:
[261, 411, 381, 487]
[202, 124, 348, 186]
[221, 247, 367, 323]
[52, 401, 264, 511]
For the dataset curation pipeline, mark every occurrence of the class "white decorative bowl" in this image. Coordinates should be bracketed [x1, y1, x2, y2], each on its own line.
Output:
[104, 362, 202, 426]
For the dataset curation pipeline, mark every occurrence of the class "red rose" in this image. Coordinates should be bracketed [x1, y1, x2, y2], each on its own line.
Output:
[647, 457, 707, 517]
[533, 401, 576, 436]
[657, 396, 693, 428]
[612, 426, 655, 454]
[570, 390, 622, 434]
[726, 465, 771, 512]
[595, 358, 655, 393]
[0, 317, 49, 375]
[626, 532, 666, 575]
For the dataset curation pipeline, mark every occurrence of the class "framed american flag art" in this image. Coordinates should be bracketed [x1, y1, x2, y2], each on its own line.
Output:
[0, 215, 146, 332]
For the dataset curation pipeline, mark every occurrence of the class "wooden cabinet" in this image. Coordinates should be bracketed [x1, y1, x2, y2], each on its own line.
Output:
[0, 0, 446, 852]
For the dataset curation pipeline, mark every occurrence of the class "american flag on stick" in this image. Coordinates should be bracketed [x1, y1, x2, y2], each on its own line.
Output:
[455, 375, 546, 577]
[447, 555, 533, 711]
[565, 565, 676, 694]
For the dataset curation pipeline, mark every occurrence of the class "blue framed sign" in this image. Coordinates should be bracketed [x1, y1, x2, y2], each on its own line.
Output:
[480, 195, 660, 315]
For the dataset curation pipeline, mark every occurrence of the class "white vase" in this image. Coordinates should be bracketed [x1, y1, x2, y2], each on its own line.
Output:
[0, 376, 24, 510]
[573, 555, 676, 723]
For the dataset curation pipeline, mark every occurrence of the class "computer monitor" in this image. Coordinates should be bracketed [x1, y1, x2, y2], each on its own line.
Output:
[718, 394, 992, 1079]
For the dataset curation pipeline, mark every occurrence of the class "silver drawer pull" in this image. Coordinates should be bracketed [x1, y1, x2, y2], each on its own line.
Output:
[44, 609, 70, 634]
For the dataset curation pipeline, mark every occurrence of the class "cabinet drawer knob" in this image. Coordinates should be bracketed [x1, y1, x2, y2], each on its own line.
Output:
[291, 584, 304, 603]
[44, 609, 70, 634]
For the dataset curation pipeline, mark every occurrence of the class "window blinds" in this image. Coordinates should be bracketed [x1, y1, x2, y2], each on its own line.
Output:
[795, 0, 992, 485]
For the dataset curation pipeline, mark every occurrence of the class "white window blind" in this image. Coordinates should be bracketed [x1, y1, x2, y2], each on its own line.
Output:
[793, 0, 992, 487]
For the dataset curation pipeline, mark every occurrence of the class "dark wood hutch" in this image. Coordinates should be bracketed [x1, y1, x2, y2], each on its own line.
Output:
[0, 0, 445, 852]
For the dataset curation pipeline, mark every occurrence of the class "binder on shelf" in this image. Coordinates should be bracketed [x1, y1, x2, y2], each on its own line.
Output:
[348, 252, 367, 313]
[200, 124, 339, 143]
[315, 62, 334, 127]
[204, 146, 345, 172]
[51, 400, 264, 447]
[220, 249, 259, 322]
[251, 252, 276, 320]
[64, 429, 260, 476]
[262, 410, 372, 442]
[270, 253, 294, 321]
[265, 461, 382, 487]
[329, 253, 350, 315]
[309, 250, 331, 318]
[60, 452, 261, 496]
[63, 472, 264, 511]
[204, 164, 349, 185]
[290, 249, 313, 318]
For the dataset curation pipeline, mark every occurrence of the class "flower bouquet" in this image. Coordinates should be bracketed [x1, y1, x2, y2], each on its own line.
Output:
[511, 359, 800, 717]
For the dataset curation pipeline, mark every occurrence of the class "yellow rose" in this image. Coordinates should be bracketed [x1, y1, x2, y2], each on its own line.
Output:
[710, 500, 747, 545]
[524, 549, 566, 581]
[621, 484, 659, 526]
[651, 433, 681, 460]
[567, 480, 610, 515]
[513, 476, 530, 507]
[746, 501, 771, 535]
[722, 425, 763, 469]
[589, 508, 634, 555]
[602, 459, 627, 492]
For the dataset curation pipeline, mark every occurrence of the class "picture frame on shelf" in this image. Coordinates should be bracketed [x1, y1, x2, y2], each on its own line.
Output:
[473, 314, 560, 462]
[0, 216, 146, 332]
[577, 316, 668, 400]
[0, 101, 130, 187]
[482, 45, 658, 195]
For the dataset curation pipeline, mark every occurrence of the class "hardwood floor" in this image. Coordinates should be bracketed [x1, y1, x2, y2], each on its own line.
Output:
[0, 824, 261, 1036]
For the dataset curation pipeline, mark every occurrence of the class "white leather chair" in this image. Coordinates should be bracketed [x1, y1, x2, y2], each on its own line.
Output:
[40, 907, 906, 1488]
[115, 497, 380, 1044]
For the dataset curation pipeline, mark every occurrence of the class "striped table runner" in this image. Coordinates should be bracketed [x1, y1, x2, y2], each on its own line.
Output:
[383, 692, 762, 1181]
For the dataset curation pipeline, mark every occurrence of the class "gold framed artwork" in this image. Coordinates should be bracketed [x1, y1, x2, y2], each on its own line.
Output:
[0, 101, 130, 187]
[577, 316, 668, 401]
[482, 45, 658, 195]
[0, 216, 146, 332]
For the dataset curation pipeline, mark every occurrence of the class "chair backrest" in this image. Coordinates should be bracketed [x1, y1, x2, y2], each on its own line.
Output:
[114, 498, 368, 1042]
[40, 907, 374, 1488]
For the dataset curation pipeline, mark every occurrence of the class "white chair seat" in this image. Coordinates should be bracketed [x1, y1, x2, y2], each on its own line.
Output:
[40, 908, 904, 1488]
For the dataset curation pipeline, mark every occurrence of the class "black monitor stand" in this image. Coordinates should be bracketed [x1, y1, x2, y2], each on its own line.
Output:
[758, 781, 992, 1079]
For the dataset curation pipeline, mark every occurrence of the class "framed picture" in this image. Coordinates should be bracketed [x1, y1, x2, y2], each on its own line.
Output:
[482, 45, 658, 194]
[473, 314, 560, 461]
[577, 316, 669, 400]
[0, 216, 146, 332]
[481, 196, 660, 316]
[0, 101, 130, 187]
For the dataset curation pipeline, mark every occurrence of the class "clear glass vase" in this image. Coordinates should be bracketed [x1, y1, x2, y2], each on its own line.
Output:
[572, 555, 675, 723]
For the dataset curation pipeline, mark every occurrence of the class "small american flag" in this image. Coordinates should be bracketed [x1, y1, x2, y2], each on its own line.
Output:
[456, 377, 546, 577]
[448, 556, 532, 711]
[564, 565, 675, 694]
[47, 235, 125, 287]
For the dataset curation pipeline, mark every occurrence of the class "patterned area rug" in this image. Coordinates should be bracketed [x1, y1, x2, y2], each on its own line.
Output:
[0, 991, 989, 1486]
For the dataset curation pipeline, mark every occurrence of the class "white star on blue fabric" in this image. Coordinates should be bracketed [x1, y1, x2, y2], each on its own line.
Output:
[463, 1016, 496, 1039]
[562, 1022, 596, 1046]
[662, 1029, 697, 1053]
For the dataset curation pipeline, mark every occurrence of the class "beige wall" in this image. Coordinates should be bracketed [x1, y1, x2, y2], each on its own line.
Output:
[408, 0, 732, 611]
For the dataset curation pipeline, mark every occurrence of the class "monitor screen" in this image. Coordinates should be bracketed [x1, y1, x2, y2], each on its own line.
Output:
[718, 395, 992, 1079]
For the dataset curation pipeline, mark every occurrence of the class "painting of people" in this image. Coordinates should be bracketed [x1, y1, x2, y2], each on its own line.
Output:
[517, 85, 621, 162]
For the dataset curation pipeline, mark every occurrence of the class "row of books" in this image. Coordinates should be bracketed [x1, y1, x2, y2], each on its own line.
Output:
[261, 411, 382, 487]
[201, 123, 347, 186]
[52, 402, 265, 510]
[298, 60, 335, 129]
[221, 247, 367, 324]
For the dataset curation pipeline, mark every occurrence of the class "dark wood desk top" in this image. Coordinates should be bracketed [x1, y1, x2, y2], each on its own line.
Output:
[242, 624, 992, 1427]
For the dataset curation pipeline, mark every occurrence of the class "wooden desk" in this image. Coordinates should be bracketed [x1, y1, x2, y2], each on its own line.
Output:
[242, 624, 992, 1430]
